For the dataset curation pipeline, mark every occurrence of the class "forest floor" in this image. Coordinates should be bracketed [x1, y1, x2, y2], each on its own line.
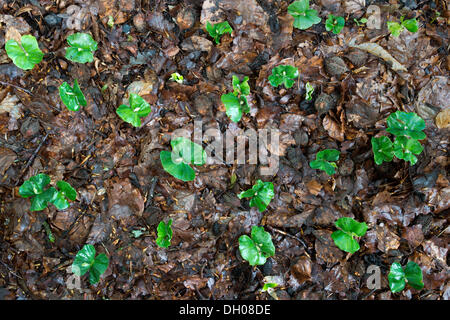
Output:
[0, 0, 448, 300]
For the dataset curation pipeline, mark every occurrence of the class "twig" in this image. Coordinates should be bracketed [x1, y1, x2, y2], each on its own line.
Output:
[265, 225, 310, 255]
[0, 81, 34, 96]
[15, 132, 49, 185]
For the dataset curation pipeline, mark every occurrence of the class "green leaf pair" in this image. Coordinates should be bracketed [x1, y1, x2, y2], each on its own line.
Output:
[239, 226, 275, 266]
[170, 72, 184, 84]
[5, 34, 44, 70]
[160, 137, 206, 182]
[388, 261, 424, 293]
[268, 65, 299, 89]
[156, 219, 173, 248]
[387, 17, 419, 37]
[116, 93, 152, 127]
[309, 149, 340, 175]
[238, 180, 274, 213]
[19, 173, 77, 211]
[71, 244, 109, 285]
[325, 14, 345, 34]
[305, 82, 314, 101]
[59, 79, 87, 111]
[65, 32, 98, 63]
[331, 217, 368, 254]
[221, 75, 251, 123]
[288, 0, 321, 30]
[372, 111, 426, 166]
[205, 21, 233, 44]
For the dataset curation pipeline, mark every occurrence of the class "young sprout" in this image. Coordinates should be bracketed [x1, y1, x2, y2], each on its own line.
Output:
[19, 173, 77, 211]
[5, 34, 43, 70]
[354, 17, 368, 26]
[288, 0, 321, 30]
[238, 180, 274, 213]
[170, 72, 184, 84]
[116, 93, 151, 127]
[387, 16, 419, 37]
[309, 149, 340, 175]
[239, 226, 275, 266]
[268, 65, 299, 89]
[305, 82, 314, 101]
[331, 217, 368, 253]
[325, 14, 345, 34]
[59, 79, 87, 111]
[160, 137, 206, 181]
[65, 32, 98, 63]
[71, 244, 109, 285]
[205, 21, 233, 44]
[372, 111, 426, 166]
[388, 261, 424, 293]
[221, 75, 251, 123]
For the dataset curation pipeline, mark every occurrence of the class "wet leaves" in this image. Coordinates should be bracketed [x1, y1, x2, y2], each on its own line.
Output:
[5, 35, 43, 70]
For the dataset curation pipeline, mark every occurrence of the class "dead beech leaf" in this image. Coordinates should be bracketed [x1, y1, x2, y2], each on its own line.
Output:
[435, 108, 450, 129]
[306, 180, 322, 196]
[323, 115, 344, 141]
[344, 0, 365, 13]
[0, 147, 16, 175]
[349, 39, 408, 72]
[291, 256, 312, 284]
[376, 224, 400, 253]
[5, 26, 22, 43]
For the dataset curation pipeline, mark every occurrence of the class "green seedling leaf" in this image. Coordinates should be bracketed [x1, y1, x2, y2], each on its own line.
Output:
[309, 149, 340, 175]
[238, 180, 274, 213]
[402, 18, 419, 33]
[156, 219, 173, 248]
[388, 261, 423, 293]
[170, 72, 184, 84]
[305, 82, 314, 101]
[386, 111, 426, 140]
[387, 21, 404, 37]
[268, 65, 299, 89]
[206, 21, 233, 44]
[59, 79, 87, 111]
[325, 14, 345, 34]
[116, 93, 151, 127]
[221, 93, 249, 123]
[288, 0, 321, 30]
[239, 226, 275, 266]
[354, 18, 368, 26]
[5, 35, 44, 70]
[371, 136, 394, 165]
[331, 217, 367, 254]
[404, 261, 424, 290]
[71, 244, 109, 285]
[65, 32, 98, 63]
[232, 75, 250, 96]
[160, 137, 206, 181]
[262, 282, 278, 292]
[19, 174, 56, 211]
[393, 136, 423, 165]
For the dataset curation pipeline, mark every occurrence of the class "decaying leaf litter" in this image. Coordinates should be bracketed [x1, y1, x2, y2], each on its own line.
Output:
[0, 0, 448, 300]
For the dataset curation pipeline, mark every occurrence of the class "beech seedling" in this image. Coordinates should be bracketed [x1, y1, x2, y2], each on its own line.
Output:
[388, 261, 424, 293]
[325, 14, 345, 34]
[71, 244, 109, 285]
[268, 65, 299, 89]
[116, 93, 151, 127]
[59, 79, 87, 111]
[331, 217, 368, 254]
[160, 137, 206, 181]
[221, 75, 250, 123]
[288, 0, 321, 30]
[387, 17, 419, 37]
[239, 226, 275, 266]
[5, 35, 43, 70]
[206, 21, 233, 44]
[19, 173, 77, 211]
[65, 32, 98, 63]
[238, 180, 274, 213]
[309, 149, 340, 175]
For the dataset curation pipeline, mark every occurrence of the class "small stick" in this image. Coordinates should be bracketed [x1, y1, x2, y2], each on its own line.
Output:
[15, 132, 49, 185]
[0, 81, 34, 96]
